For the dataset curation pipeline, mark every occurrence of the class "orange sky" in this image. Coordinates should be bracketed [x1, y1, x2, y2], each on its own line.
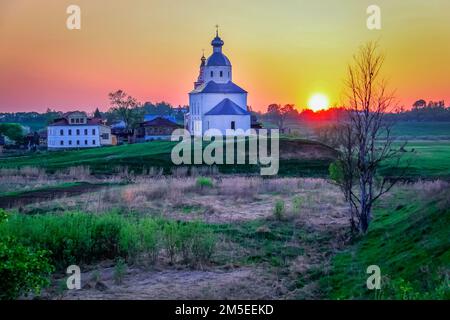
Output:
[0, 0, 449, 113]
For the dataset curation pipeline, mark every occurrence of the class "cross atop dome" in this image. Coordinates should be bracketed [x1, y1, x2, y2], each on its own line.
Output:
[211, 25, 224, 49]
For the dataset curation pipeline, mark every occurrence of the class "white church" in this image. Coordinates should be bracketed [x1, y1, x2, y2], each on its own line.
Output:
[186, 29, 251, 136]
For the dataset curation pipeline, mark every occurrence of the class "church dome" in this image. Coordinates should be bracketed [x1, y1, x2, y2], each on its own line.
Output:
[206, 28, 231, 67]
[206, 52, 231, 66]
[211, 35, 224, 48]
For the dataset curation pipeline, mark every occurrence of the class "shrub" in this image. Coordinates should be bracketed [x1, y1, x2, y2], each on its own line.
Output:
[113, 258, 127, 285]
[273, 199, 285, 220]
[292, 196, 303, 215]
[196, 177, 213, 189]
[0, 209, 54, 300]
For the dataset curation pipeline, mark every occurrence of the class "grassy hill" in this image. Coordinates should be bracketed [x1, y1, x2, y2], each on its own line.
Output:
[320, 187, 450, 299]
[0, 139, 338, 177]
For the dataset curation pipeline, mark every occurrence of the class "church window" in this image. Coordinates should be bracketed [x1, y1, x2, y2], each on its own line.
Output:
[231, 121, 236, 130]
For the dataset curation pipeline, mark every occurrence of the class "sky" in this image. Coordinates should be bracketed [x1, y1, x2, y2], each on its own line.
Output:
[0, 0, 449, 113]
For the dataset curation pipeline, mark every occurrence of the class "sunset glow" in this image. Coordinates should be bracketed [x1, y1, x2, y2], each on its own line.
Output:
[308, 94, 329, 112]
[0, 0, 449, 112]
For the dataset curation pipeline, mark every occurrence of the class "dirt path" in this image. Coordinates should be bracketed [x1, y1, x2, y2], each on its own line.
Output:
[50, 266, 286, 300]
[0, 182, 108, 209]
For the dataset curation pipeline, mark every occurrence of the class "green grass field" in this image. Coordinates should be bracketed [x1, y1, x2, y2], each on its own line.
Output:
[0, 139, 337, 177]
[390, 121, 450, 139]
[380, 141, 450, 179]
[1, 138, 449, 179]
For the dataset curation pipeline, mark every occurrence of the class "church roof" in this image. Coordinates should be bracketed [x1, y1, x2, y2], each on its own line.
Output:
[190, 81, 247, 94]
[206, 52, 231, 66]
[205, 98, 250, 116]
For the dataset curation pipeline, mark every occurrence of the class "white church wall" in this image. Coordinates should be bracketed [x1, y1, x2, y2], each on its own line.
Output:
[203, 115, 251, 135]
[203, 66, 232, 83]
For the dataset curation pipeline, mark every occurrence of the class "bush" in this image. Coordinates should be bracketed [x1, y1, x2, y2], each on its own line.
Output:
[273, 199, 285, 220]
[0, 209, 54, 300]
[292, 196, 303, 215]
[196, 177, 213, 189]
[113, 258, 127, 285]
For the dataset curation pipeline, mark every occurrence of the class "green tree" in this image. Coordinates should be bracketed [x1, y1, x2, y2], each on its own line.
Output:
[0, 123, 24, 144]
[108, 90, 143, 140]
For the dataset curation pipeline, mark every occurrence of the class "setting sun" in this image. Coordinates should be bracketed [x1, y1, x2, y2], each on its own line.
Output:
[308, 94, 330, 112]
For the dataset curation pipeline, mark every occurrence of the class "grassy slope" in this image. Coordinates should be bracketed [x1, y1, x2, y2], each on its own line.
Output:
[0, 139, 336, 177]
[321, 191, 450, 299]
[1, 138, 449, 179]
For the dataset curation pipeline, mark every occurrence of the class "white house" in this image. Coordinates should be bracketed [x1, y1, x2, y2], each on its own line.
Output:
[185, 30, 251, 136]
[47, 111, 112, 150]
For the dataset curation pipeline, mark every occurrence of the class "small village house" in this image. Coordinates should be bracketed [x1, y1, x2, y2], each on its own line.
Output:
[134, 116, 182, 142]
[47, 111, 112, 150]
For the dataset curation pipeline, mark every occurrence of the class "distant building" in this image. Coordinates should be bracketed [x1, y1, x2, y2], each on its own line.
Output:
[47, 111, 112, 150]
[0, 134, 4, 154]
[134, 116, 182, 142]
[110, 120, 128, 144]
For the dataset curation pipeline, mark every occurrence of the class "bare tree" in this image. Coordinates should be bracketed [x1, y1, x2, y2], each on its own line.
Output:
[332, 42, 407, 234]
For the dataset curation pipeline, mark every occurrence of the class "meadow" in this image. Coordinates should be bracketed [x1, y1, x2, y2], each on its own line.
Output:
[0, 124, 449, 300]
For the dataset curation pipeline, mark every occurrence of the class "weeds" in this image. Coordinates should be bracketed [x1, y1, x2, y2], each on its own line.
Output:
[0, 211, 217, 269]
[273, 200, 285, 220]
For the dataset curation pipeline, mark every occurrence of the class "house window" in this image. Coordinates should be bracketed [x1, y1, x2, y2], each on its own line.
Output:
[84, 129, 88, 135]
[92, 140, 96, 145]
[220, 71, 223, 77]
[210, 71, 213, 77]
[85, 140, 88, 145]
[60, 140, 64, 146]
[231, 121, 236, 130]
[76, 129, 80, 135]
[68, 129, 72, 136]
[60, 129, 64, 136]
[101, 133, 109, 140]
[69, 140, 72, 145]
[92, 129, 96, 135]
[76, 118, 80, 124]
[70, 119, 75, 124]
[76, 140, 80, 145]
